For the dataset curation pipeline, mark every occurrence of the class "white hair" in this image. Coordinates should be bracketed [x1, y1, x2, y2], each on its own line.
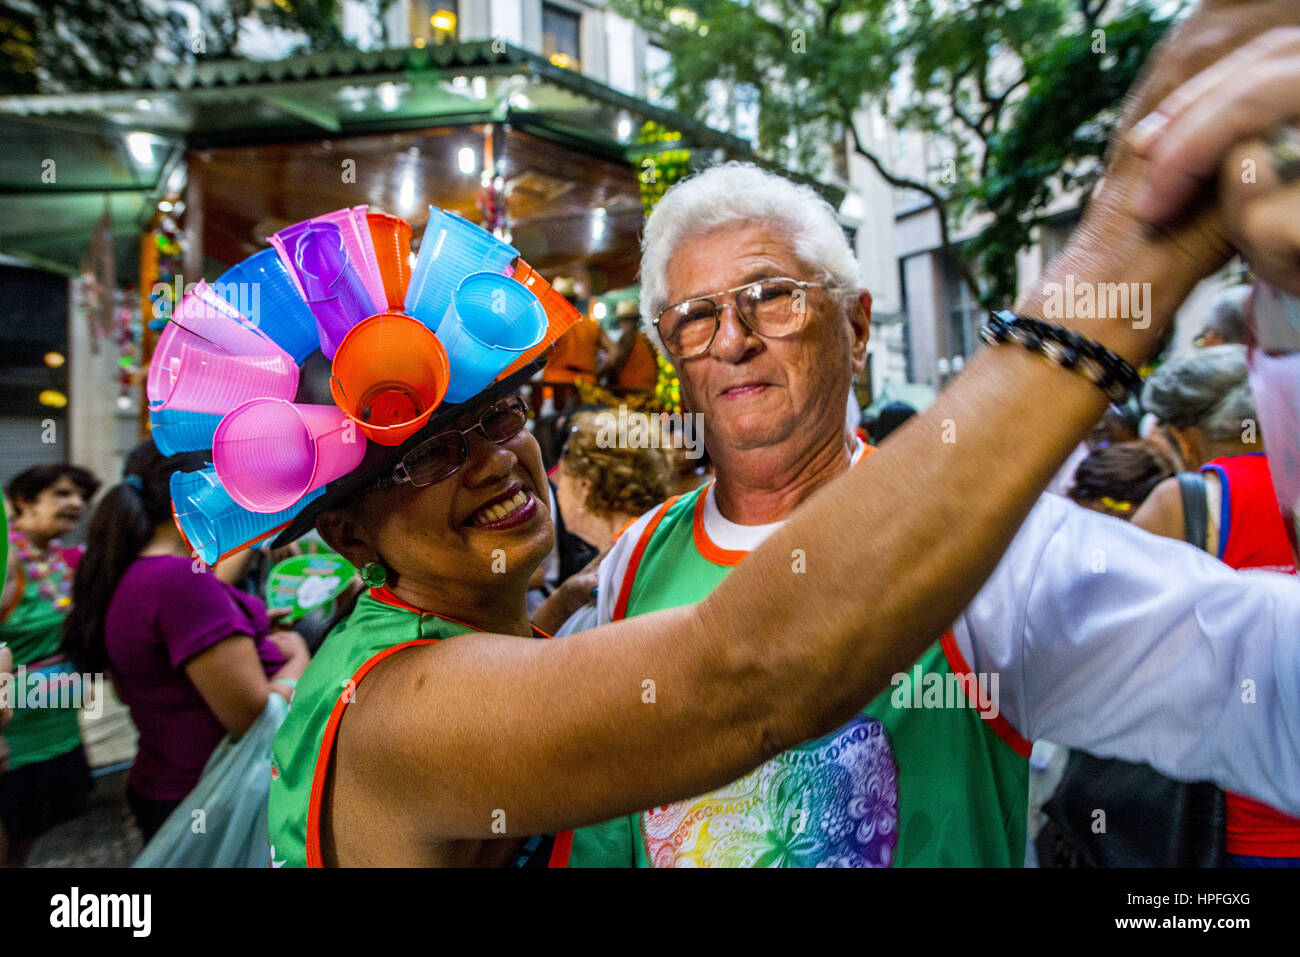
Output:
[1142, 344, 1257, 443]
[639, 162, 860, 354]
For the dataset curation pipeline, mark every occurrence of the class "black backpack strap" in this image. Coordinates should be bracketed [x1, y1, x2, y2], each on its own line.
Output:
[1177, 471, 1210, 552]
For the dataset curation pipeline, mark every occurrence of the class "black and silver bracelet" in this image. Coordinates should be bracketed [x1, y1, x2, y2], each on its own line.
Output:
[979, 310, 1143, 405]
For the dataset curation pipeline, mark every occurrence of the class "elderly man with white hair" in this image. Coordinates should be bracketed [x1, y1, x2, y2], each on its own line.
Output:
[565, 159, 1300, 868]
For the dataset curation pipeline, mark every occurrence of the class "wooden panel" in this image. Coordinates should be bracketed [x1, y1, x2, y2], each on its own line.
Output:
[190, 124, 643, 290]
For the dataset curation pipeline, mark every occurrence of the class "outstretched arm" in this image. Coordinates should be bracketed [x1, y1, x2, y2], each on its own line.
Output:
[351, 0, 1297, 841]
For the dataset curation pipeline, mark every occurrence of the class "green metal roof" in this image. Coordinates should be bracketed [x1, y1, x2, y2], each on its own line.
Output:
[0, 40, 843, 280]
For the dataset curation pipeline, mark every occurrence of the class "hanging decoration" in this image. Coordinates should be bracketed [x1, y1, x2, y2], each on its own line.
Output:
[634, 121, 691, 217]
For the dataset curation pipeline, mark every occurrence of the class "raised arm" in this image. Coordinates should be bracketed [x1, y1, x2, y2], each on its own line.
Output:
[347, 0, 1298, 841]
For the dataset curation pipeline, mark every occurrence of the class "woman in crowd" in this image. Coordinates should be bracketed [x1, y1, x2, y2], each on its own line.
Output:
[62, 441, 309, 842]
[1132, 345, 1300, 866]
[1066, 440, 1175, 519]
[0, 463, 99, 866]
[554, 410, 672, 566]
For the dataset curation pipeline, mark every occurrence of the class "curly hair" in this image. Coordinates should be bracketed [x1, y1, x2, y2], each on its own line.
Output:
[561, 410, 672, 518]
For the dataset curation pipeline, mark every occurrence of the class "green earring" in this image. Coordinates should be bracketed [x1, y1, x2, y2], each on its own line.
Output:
[360, 561, 388, 588]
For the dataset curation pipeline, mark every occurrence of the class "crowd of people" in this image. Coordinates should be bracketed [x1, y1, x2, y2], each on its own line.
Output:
[1, 0, 1299, 869]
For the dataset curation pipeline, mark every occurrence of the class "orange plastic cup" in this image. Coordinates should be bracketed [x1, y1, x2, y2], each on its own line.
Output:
[329, 312, 450, 447]
[498, 259, 582, 380]
[367, 212, 414, 311]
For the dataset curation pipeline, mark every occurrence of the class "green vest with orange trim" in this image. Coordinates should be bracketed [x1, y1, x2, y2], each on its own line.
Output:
[268, 590, 626, 867]
[590, 485, 1030, 867]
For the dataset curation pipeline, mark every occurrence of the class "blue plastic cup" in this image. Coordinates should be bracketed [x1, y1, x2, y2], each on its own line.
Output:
[171, 467, 325, 566]
[150, 407, 225, 456]
[439, 273, 547, 403]
[404, 207, 519, 333]
[214, 250, 321, 362]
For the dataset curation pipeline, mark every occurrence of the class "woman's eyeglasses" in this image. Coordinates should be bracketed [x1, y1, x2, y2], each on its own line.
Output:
[654, 277, 844, 359]
[375, 395, 529, 489]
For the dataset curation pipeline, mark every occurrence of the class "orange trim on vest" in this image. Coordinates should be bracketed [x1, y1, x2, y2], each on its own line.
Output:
[939, 630, 1032, 758]
[691, 484, 748, 567]
[690, 442, 875, 567]
[305, 636, 439, 867]
[612, 495, 681, 621]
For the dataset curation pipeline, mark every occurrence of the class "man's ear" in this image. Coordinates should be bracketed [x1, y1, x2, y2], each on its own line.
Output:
[848, 290, 872, 373]
[315, 508, 380, 571]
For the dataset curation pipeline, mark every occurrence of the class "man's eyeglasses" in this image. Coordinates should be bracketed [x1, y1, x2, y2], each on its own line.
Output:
[374, 395, 529, 489]
[654, 277, 845, 359]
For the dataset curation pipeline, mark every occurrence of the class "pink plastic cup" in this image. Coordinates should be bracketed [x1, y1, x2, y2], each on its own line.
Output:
[213, 399, 367, 513]
[146, 280, 299, 415]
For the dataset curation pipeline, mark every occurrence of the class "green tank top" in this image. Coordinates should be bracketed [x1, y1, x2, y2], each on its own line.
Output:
[0, 567, 82, 770]
[569, 486, 1029, 867]
[267, 590, 626, 867]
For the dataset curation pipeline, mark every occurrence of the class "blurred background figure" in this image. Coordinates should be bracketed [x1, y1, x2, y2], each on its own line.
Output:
[864, 401, 916, 446]
[1137, 345, 1261, 499]
[1132, 343, 1300, 866]
[536, 278, 616, 465]
[601, 300, 659, 396]
[0, 462, 100, 866]
[1066, 440, 1175, 520]
[553, 408, 672, 578]
[1194, 285, 1252, 348]
[61, 441, 308, 844]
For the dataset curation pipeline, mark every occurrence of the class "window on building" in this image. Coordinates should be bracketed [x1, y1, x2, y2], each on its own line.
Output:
[409, 1, 458, 47]
[644, 42, 670, 104]
[542, 3, 581, 70]
[944, 256, 979, 361]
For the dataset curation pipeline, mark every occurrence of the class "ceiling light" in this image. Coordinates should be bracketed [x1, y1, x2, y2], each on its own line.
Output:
[126, 132, 154, 165]
[458, 146, 477, 175]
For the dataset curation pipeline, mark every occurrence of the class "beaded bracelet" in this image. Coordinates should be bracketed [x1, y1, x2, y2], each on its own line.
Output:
[979, 311, 1143, 405]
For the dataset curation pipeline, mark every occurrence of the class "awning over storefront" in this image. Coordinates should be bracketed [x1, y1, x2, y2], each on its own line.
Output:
[0, 40, 843, 284]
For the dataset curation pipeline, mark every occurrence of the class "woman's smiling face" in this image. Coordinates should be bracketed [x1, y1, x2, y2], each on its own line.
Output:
[320, 400, 555, 601]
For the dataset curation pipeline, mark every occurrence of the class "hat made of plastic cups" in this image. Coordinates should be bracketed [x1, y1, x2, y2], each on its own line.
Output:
[171, 466, 326, 566]
[439, 272, 548, 404]
[404, 206, 519, 333]
[146, 280, 299, 415]
[367, 212, 414, 311]
[213, 399, 368, 513]
[329, 312, 451, 447]
[149, 407, 225, 456]
[214, 249, 321, 363]
[497, 258, 583, 381]
[287, 222, 378, 359]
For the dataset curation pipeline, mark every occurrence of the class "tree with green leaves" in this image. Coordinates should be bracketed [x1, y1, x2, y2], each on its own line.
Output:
[612, 0, 1178, 307]
[0, 0, 402, 94]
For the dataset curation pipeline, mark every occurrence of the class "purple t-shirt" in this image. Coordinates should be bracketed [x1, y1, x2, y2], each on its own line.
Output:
[105, 556, 287, 800]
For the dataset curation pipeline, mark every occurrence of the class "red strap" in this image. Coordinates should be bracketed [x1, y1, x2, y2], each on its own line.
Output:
[939, 630, 1032, 758]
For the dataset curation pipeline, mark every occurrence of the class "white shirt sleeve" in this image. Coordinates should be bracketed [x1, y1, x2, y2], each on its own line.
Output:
[955, 493, 1300, 816]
